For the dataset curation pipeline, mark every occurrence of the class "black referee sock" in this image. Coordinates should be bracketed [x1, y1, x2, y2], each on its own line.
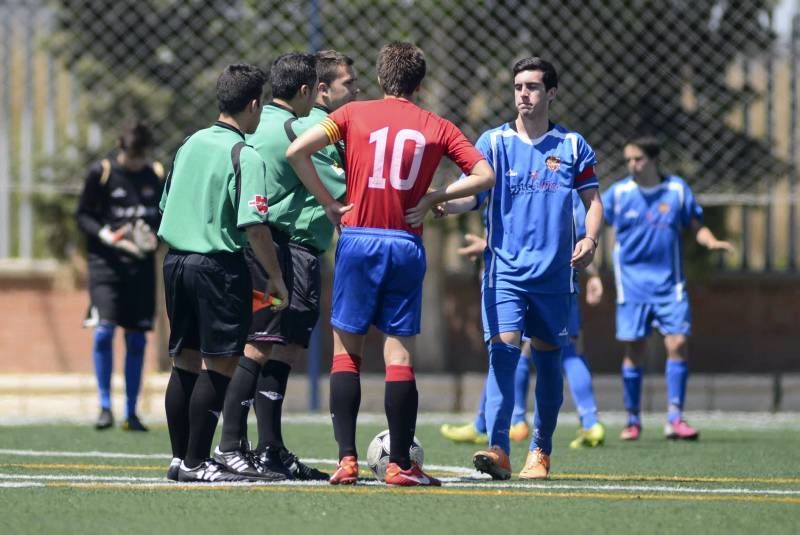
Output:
[385, 365, 418, 470]
[330, 353, 361, 460]
[255, 360, 291, 451]
[219, 357, 262, 452]
[165, 366, 199, 460]
[184, 370, 230, 469]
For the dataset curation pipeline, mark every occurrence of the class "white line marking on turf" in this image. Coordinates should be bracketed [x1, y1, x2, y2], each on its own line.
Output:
[0, 482, 45, 488]
[0, 449, 169, 460]
[1, 472, 798, 497]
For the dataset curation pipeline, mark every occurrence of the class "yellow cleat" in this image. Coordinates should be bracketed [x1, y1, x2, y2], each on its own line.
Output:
[509, 421, 530, 442]
[518, 447, 550, 480]
[440, 422, 489, 445]
[568, 422, 606, 449]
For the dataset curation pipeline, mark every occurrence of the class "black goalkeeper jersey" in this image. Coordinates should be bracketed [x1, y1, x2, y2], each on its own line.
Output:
[76, 155, 164, 282]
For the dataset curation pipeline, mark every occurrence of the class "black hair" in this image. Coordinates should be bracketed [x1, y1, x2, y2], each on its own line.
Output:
[626, 136, 661, 159]
[118, 120, 153, 156]
[216, 63, 267, 115]
[512, 57, 558, 90]
[269, 52, 317, 100]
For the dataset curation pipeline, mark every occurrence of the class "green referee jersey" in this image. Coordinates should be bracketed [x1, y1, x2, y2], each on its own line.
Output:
[158, 121, 269, 254]
[247, 103, 346, 253]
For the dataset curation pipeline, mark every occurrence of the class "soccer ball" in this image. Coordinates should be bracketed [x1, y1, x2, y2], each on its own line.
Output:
[366, 429, 424, 480]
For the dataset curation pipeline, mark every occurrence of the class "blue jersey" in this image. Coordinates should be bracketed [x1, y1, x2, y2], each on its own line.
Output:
[472, 122, 599, 294]
[602, 175, 703, 304]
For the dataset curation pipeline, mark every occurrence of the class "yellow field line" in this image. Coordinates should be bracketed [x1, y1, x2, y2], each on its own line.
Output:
[44, 481, 800, 504]
[7, 463, 799, 485]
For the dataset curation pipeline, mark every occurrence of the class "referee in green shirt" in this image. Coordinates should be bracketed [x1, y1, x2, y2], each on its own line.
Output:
[214, 51, 358, 481]
[158, 64, 288, 483]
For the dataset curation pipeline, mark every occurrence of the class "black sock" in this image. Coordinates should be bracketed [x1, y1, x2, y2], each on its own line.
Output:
[330, 353, 361, 460]
[164, 366, 198, 460]
[385, 365, 417, 470]
[184, 370, 230, 468]
[219, 357, 261, 452]
[255, 360, 291, 451]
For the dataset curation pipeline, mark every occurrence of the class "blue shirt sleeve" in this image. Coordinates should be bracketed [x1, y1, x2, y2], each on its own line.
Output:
[466, 131, 493, 209]
[681, 181, 703, 229]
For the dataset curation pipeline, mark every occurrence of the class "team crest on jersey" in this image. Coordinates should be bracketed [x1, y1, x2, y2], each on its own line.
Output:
[545, 156, 561, 171]
[248, 195, 268, 214]
[658, 202, 670, 214]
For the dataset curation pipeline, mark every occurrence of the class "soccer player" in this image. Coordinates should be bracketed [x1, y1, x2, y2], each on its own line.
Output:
[158, 64, 288, 482]
[602, 136, 733, 441]
[442, 57, 603, 480]
[214, 51, 358, 481]
[441, 192, 606, 450]
[287, 42, 495, 487]
[76, 120, 163, 432]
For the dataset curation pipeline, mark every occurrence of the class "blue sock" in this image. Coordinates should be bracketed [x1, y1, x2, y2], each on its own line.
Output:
[92, 324, 115, 410]
[473, 379, 488, 433]
[124, 331, 146, 419]
[529, 347, 563, 455]
[561, 343, 598, 429]
[484, 342, 521, 454]
[511, 354, 531, 425]
[622, 365, 643, 427]
[666, 359, 689, 423]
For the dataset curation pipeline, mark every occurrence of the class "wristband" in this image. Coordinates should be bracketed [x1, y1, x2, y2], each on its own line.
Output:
[584, 235, 598, 248]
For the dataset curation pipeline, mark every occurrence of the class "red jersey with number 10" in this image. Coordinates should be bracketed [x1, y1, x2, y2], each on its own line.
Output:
[321, 98, 483, 235]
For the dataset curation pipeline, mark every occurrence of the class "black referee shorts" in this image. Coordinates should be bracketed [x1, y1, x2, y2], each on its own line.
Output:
[163, 249, 251, 359]
[244, 232, 321, 348]
[86, 266, 155, 331]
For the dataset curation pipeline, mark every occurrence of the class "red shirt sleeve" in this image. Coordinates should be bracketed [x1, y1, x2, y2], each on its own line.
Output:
[440, 119, 484, 174]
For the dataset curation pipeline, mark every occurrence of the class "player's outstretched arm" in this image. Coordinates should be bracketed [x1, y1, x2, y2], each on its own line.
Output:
[692, 220, 735, 253]
[245, 225, 288, 310]
[571, 188, 603, 269]
[287, 125, 353, 226]
[405, 160, 494, 227]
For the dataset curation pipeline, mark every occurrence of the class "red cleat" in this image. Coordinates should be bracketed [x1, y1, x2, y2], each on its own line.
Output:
[329, 455, 359, 485]
[664, 419, 699, 440]
[384, 462, 442, 487]
[620, 424, 641, 441]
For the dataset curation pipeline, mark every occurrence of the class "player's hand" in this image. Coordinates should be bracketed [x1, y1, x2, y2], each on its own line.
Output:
[585, 275, 603, 306]
[456, 233, 487, 262]
[707, 239, 735, 254]
[131, 219, 158, 253]
[432, 202, 447, 219]
[265, 278, 289, 311]
[570, 237, 596, 270]
[324, 201, 353, 226]
[405, 193, 438, 227]
[98, 224, 145, 259]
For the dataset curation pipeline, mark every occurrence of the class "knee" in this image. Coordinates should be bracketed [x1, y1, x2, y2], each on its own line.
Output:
[665, 335, 688, 360]
[530, 337, 558, 352]
[172, 351, 202, 374]
[94, 324, 115, 349]
[124, 331, 146, 354]
[205, 357, 238, 378]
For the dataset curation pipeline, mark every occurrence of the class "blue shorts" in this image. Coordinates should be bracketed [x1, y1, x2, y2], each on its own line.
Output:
[615, 299, 692, 341]
[482, 286, 570, 347]
[568, 293, 582, 338]
[331, 227, 426, 337]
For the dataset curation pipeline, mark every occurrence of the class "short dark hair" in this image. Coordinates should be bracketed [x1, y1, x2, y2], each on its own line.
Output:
[512, 57, 558, 90]
[626, 136, 661, 159]
[216, 63, 267, 115]
[119, 120, 153, 156]
[376, 42, 426, 97]
[316, 50, 353, 86]
[269, 52, 317, 100]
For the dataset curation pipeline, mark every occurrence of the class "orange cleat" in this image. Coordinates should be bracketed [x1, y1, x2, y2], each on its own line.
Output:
[509, 421, 530, 442]
[472, 445, 512, 480]
[329, 455, 358, 485]
[518, 447, 550, 480]
[384, 462, 442, 486]
[620, 424, 641, 441]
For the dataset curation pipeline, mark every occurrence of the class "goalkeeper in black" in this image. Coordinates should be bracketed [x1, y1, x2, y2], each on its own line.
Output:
[76, 120, 163, 432]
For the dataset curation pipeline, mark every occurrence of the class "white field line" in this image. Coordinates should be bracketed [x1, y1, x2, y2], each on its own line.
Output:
[0, 472, 798, 497]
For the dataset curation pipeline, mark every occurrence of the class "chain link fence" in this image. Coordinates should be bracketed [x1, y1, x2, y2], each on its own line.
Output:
[1, 0, 799, 268]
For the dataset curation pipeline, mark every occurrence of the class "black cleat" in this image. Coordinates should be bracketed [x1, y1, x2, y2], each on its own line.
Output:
[167, 458, 181, 481]
[95, 408, 113, 430]
[121, 414, 149, 432]
[255, 447, 293, 480]
[213, 446, 284, 481]
[177, 459, 254, 483]
[278, 447, 329, 481]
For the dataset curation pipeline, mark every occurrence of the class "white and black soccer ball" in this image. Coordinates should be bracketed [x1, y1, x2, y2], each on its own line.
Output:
[366, 429, 424, 480]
